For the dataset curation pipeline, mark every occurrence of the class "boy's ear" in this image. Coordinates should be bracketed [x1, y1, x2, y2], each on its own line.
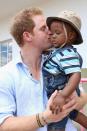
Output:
[69, 32, 74, 40]
[68, 31, 76, 42]
[23, 31, 32, 42]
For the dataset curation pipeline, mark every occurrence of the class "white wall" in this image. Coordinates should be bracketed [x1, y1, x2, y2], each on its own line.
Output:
[0, 0, 87, 68]
[0, 19, 11, 41]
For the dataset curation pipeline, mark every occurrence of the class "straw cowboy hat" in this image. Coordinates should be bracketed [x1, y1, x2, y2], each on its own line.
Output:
[47, 10, 83, 44]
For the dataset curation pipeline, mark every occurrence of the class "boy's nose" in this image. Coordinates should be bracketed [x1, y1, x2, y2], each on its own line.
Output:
[52, 33, 57, 38]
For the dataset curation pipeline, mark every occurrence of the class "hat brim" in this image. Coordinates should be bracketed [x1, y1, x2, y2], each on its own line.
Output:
[46, 17, 83, 45]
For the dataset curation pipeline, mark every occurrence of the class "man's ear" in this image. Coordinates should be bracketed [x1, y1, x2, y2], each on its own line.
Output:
[23, 31, 32, 42]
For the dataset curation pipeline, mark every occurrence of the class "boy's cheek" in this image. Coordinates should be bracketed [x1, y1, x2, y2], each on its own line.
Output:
[51, 38, 57, 44]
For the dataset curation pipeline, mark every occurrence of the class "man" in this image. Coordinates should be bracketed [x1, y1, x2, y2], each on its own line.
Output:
[0, 7, 76, 131]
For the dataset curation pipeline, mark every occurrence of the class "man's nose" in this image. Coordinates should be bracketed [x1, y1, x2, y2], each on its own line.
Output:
[48, 29, 52, 35]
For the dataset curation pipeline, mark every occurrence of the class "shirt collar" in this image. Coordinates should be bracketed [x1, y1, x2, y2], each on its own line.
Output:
[13, 51, 23, 65]
[13, 51, 44, 69]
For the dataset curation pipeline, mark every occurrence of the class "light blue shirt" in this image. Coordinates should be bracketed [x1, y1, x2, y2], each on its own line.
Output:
[0, 52, 47, 131]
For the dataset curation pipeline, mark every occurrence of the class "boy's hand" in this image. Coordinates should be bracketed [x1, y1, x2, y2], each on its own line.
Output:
[50, 91, 65, 114]
[45, 90, 77, 124]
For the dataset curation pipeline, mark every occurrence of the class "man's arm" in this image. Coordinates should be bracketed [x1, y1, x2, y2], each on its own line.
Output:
[0, 115, 39, 131]
[0, 91, 77, 131]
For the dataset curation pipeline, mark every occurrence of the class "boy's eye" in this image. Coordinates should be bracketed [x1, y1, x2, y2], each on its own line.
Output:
[53, 31, 60, 34]
[51, 30, 60, 35]
[51, 33, 59, 37]
[56, 32, 60, 35]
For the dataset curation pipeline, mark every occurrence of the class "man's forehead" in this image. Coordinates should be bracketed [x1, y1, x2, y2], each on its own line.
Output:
[32, 15, 46, 27]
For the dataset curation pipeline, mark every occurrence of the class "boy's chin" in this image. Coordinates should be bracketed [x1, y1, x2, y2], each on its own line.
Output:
[53, 44, 59, 48]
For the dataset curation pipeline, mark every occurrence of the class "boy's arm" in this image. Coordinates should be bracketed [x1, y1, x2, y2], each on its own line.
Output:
[74, 111, 87, 129]
[61, 72, 81, 98]
[48, 72, 81, 113]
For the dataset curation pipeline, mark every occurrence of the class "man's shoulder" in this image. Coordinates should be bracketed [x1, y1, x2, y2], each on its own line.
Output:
[0, 61, 14, 70]
[0, 61, 17, 77]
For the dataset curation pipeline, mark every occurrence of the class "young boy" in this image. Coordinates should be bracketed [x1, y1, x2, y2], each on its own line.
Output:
[43, 11, 87, 131]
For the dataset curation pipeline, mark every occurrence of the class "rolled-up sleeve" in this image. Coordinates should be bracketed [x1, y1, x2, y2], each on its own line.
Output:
[0, 70, 16, 125]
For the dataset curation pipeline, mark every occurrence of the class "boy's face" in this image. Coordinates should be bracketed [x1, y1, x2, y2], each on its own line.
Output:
[50, 20, 67, 48]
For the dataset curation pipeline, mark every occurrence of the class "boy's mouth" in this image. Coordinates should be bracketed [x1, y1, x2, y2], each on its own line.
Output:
[51, 40, 57, 44]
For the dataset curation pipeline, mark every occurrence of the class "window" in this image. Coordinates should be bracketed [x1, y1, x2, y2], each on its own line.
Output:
[0, 39, 12, 67]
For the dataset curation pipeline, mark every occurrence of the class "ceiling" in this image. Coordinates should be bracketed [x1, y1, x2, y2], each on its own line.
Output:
[0, 0, 44, 21]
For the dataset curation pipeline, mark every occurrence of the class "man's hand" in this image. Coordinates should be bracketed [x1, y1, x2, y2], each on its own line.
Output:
[69, 91, 87, 110]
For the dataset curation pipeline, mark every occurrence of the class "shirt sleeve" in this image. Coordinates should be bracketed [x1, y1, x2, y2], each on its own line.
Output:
[0, 69, 16, 125]
[59, 49, 81, 75]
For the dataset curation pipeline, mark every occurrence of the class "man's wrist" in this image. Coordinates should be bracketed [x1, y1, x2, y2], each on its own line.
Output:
[41, 112, 48, 125]
[36, 113, 44, 127]
[36, 112, 48, 128]
[39, 112, 48, 126]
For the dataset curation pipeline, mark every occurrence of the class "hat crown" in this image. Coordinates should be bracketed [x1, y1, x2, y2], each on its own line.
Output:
[58, 10, 81, 31]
